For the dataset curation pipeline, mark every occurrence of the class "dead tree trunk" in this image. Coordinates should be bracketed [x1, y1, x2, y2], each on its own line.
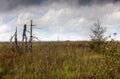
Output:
[14, 27, 18, 50]
[10, 27, 18, 51]
[22, 24, 27, 51]
[29, 20, 35, 52]
[10, 34, 15, 51]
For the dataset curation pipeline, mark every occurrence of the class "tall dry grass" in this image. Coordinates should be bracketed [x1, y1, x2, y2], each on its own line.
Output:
[0, 41, 119, 79]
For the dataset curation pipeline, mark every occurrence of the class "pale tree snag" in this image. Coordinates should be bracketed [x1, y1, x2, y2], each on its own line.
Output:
[10, 27, 18, 51]
[10, 34, 15, 50]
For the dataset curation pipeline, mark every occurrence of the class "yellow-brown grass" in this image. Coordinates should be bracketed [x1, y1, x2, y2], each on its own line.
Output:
[0, 41, 119, 79]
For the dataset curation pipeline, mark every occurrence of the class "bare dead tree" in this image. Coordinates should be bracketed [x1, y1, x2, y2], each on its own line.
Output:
[9, 20, 38, 52]
[29, 20, 35, 52]
[15, 27, 18, 49]
[10, 27, 18, 51]
[10, 34, 15, 44]
[22, 24, 27, 51]
[10, 34, 15, 51]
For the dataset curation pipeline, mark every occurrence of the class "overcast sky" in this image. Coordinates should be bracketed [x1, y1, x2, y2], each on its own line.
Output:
[0, 0, 120, 41]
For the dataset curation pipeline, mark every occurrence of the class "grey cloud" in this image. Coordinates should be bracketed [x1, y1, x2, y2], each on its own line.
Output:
[78, 0, 120, 5]
[0, 0, 120, 12]
[0, 0, 120, 41]
[0, 0, 43, 11]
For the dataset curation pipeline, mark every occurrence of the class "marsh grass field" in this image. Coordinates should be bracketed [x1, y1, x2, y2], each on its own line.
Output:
[0, 41, 120, 79]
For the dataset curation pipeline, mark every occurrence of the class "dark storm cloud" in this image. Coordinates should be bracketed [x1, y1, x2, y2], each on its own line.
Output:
[78, 0, 120, 5]
[0, 0, 43, 11]
[0, 0, 120, 11]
